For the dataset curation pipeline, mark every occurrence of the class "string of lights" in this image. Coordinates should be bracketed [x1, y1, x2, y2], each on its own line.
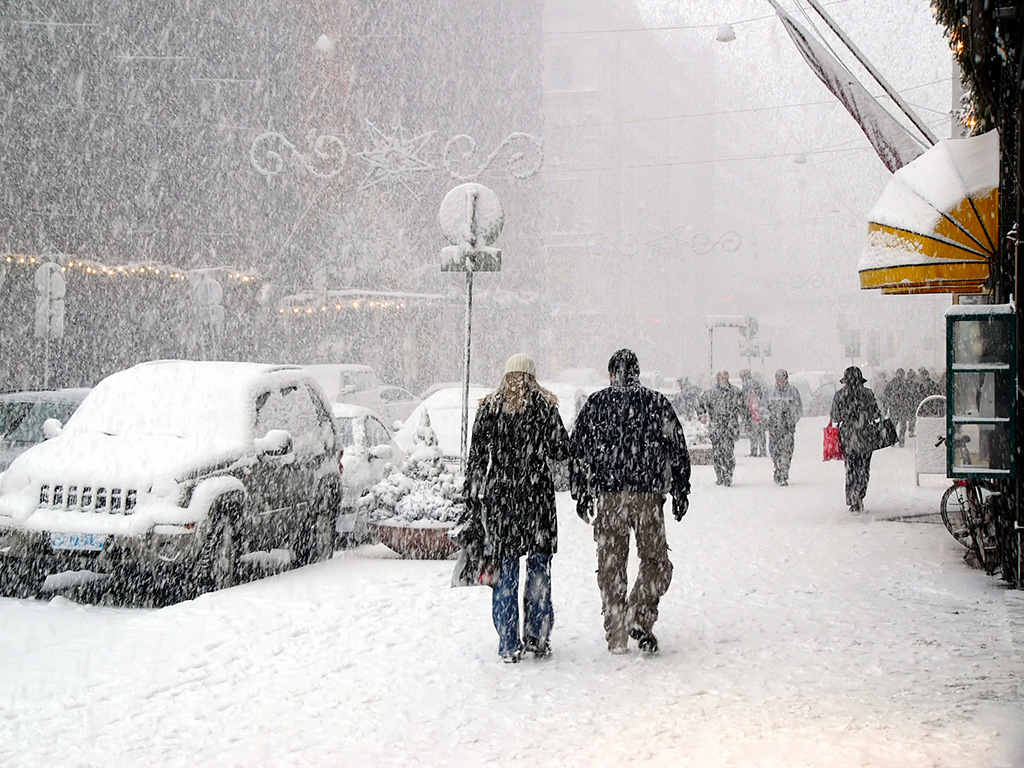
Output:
[276, 290, 445, 317]
[2, 254, 262, 286]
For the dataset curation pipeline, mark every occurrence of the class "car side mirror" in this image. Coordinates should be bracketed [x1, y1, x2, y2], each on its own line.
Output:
[42, 418, 63, 439]
[369, 445, 391, 460]
[255, 428, 293, 457]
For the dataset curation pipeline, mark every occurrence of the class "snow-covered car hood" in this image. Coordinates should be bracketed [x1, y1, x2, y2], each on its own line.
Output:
[0, 428, 245, 522]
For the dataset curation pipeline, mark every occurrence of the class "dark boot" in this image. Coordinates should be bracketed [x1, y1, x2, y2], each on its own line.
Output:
[629, 625, 659, 655]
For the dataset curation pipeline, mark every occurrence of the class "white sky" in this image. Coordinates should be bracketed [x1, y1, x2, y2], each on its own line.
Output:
[626, 0, 956, 375]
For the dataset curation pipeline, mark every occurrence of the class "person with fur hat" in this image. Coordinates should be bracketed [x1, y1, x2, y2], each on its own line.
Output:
[830, 366, 882, 513]
[464, 353, 569, 663]
[762, 368, 803, 485]
[568, 348, 691, 655]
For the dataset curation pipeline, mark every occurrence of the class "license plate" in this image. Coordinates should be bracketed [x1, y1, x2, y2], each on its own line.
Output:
[49, 532, 107, 552]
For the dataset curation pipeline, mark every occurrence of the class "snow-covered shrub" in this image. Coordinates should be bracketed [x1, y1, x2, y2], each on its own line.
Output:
[682, 418, 711, 447]
[360, 411, 464, 526]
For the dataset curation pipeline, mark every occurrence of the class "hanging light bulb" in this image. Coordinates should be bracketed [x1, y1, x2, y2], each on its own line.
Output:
[715, 24, 736, 43]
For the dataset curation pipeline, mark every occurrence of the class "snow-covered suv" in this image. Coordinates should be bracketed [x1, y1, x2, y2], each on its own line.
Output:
[0, 361, 343, 598]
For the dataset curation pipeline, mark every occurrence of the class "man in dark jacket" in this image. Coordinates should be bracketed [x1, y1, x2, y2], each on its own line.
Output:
[763, 369, 803, 485]
[830, 366, 881, 513]
[699, 370, 744, 486]
[569, 348, 691, 655]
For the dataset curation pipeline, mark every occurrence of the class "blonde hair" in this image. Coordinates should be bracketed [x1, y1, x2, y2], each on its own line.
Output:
[481, 371, 558, 414]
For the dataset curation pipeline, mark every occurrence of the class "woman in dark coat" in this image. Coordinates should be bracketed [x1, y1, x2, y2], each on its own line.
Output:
[465, 353, 569, 663]
[830, 366, 881, 513]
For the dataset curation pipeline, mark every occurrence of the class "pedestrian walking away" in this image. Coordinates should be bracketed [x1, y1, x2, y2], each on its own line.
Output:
[464, 353, 569, 663]
[830, 366, 882, 513]
[569, 348, 692, 656]
[883, 368, 912, 447]
[905, 368, 922, 438]
[739, 369, 766, 457]
[699, 370, 744, 485]
[763, 368, 803, 485]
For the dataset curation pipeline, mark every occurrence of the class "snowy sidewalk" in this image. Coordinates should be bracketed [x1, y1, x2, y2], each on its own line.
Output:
[1, 416, 1022, 767]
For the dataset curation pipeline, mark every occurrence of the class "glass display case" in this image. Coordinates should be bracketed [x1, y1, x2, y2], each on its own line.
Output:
[945, 303, 1016, 478]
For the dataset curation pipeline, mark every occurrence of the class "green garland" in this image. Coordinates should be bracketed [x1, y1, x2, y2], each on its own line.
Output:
[929, 0, 997, 134]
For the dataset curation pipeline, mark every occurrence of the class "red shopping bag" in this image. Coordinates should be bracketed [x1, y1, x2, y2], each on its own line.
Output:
[823, 421, 843, 461]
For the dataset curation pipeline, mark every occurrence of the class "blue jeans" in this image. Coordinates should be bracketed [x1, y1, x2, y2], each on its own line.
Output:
[491, 553, 553, 656]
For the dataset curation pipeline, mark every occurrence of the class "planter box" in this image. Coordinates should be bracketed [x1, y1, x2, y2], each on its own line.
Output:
[689, 445, 713, 465]
[369, 521, 458, 560]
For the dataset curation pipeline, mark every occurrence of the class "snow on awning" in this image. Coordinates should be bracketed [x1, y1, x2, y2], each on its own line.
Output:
[859, 130, 998, 295]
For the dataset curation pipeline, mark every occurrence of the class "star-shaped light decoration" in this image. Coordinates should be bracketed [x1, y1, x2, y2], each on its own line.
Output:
[354, 120, 436, 192]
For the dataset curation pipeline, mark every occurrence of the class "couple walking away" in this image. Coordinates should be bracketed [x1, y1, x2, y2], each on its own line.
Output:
[462, 349, 692, 663]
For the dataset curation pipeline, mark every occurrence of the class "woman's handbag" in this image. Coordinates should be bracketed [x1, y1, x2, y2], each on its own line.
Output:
[449, 499, 498, 588]
[823, 421, 843, 461]
[451, 545, 498, 588]
[875, 416, 898, 450]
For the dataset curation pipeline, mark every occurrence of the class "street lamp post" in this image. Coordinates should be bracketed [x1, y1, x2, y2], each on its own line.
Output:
[439, 183, 503, 472]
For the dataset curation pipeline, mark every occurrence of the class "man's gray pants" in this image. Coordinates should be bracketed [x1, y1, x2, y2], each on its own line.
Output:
[593, 491, 673, 651]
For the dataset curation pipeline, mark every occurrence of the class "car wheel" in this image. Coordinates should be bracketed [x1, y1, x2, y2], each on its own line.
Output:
[295, 484, 340, 566]
[0, 557, 44, 598]
[192, 515, 238, 596]
[295, 511, 335, 566]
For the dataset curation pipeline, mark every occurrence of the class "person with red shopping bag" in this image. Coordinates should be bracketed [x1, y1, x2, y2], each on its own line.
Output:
[829, 366, 882, 513]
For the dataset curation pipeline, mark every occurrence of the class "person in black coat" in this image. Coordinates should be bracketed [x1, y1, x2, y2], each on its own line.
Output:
[698, 370, 744, 486]
[830, 366, 881, 513]
[465, 353, 569, 663]
[568, 348, 691, 655]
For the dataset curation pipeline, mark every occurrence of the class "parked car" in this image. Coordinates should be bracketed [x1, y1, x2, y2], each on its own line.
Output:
[301, 363, 380, 402]
[788, 370, 838, 417]
[302, 364, 420, 424]
[0, 361, 343, 599]
[393, 385, 493, 472]
[338, 385, 421, 425]
[0, 388, 91, 473]
[332, 403, 405, 545]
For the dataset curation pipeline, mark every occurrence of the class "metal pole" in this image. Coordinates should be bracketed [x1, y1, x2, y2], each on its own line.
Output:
[42, 331, 50, 389]
[460, 268, 473, 474]
[459, 190, 481, 474]
[803, 0, 938, 147]
[708, 326, 714, 377]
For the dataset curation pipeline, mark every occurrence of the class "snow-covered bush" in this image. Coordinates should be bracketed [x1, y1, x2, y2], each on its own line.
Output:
[682, 418, 711, 447]
[360, 411, 464, 526]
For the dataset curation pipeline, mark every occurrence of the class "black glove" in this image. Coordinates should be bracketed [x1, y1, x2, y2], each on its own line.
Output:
[671, 495, 688, 521]
[576, 495, 594, 524]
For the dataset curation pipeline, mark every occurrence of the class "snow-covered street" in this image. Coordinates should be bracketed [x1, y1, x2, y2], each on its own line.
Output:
[3, 416, 1023, 767]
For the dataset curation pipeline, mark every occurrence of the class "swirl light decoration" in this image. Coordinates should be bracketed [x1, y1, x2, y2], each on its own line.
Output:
[690, 230, 742, 255]
[249, 132, 347, 179]
[443, 132, 544, 182]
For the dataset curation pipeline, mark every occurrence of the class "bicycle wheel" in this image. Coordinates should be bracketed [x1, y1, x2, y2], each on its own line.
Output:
[961, 483, 995, 572]
[940, 484, 972, 548]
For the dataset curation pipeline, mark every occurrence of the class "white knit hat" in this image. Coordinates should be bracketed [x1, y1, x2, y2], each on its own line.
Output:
[504, 353, 536, 376]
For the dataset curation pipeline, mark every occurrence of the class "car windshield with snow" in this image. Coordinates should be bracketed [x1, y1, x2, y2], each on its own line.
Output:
[0, 388, 91, 473]
[0, 360, 343, 599]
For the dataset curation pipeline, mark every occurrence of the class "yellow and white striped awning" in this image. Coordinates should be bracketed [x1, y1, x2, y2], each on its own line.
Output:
[859, 130, 998, 295]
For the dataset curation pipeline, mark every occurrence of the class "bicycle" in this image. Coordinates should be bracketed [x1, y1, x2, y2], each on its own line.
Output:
[938, 435, 1000, 574]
